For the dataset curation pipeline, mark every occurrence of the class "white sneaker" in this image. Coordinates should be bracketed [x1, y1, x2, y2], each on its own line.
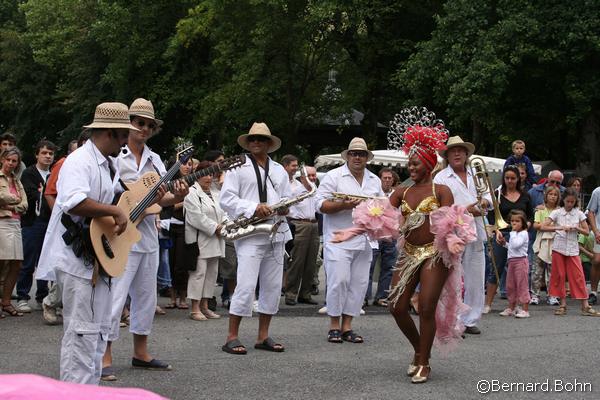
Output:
[42, 303, 59, 325]
[499, 308, 514, 317]
[482, 305, 491, 314]
[547, 296, 560, 306]
[360, 308, 366, 315]
[32, 301, 43, 311]
[529, 295, 539, 305]
[318, 306, 328, 314]
[16, 300, 32, 313]
[515, 310, 530, 318]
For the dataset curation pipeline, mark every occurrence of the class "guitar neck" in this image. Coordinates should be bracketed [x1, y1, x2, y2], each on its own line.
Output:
[130, 160, 182, 222]
[167, 164, 223, 191]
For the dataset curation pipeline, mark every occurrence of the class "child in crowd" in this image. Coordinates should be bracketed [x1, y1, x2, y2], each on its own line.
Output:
[541, 188, 600, 316]
[531, 187, 560, 305]
[498, 210, 531, 318]
[579, 230, 595, 282]
[504, 140, 538, 187]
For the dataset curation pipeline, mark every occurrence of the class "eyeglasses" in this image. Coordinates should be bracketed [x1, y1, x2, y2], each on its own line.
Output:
[247, 136, 270, 143]
[134, 118, 157, 130]
[347, 150, 368, 158]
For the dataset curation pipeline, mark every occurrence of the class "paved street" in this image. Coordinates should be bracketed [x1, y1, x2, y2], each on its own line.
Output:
[1, 290, 598, 400]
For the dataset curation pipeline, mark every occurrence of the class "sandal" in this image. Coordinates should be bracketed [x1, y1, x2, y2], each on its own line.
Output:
[177, 303, 189, 310]
[254, 337, 285, 352]
[327, 329, 343, 343]
[341, 330, 364, 343]
[554, 305, 567, 316]
[581, 306, 600, 317]
[407, 353, 420, 376]
[222, 338, 247, 355]
[189, 311, 207, 321]
[164, 302, 177, 309]
[1, 303, 23, 317]
[155, 305, 166, 315]
[411, 365, 430, 384]
[201, 309, 221, 319]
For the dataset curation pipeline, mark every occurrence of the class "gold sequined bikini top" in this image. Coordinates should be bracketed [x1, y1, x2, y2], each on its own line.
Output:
[400, 182, 440, 216]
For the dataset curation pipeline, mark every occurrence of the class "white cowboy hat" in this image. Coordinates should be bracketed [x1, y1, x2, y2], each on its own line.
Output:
[438, 135, 475, 158]
[341, 137, 374, 161]
[128, 98, 163, 126]
[237, 122, 281, 153]
[83, 102, 140, 131]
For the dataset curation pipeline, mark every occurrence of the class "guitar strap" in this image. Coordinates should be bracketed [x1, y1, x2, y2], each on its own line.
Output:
[248, 154, 269, 203]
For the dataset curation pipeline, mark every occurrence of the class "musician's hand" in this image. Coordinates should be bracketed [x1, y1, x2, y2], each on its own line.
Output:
[254, 203, 272, 218]
[495, 230, 505, 245]
[480, 199, 490, 210]
[466, 202, 480, 216]
[343, 199, 361, 210]
[152, 184, 167, 204]
[276, 206, 289, 216]
[112, 206, 128, 235]
[172, 179, 189, 199]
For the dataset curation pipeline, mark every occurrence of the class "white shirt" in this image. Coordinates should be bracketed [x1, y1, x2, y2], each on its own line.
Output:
[115, 144, 167, 253]
[315, 164, 384, 250]
[287, 178, 316, 220]
[549, 207, 586, 256]
[504, 230, 529, 259]
[36, 140, 122, 281]
[219, 156, 292, 247]
[433, 165, 492, 240]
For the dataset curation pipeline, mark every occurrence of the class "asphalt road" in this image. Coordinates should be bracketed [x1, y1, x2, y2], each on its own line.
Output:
[1, 293, 598, 400]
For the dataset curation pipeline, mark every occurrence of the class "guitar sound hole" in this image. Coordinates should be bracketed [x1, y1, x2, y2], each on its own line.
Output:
[101, 234, 115, 259]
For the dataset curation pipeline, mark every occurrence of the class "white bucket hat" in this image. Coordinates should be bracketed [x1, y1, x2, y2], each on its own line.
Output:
[237, 122, 281, 153]
[438, 135, 475, 158]
[83, 102, 140, 131]
[341, 137, 374, 161]
[128, 98, 163, 126]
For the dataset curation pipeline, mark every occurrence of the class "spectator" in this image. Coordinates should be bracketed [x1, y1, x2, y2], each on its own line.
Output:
[528, 170, 565, 209]
[566, 176, 583, 208]
[504, 139, 538, 187]
[516, 163, 532, 193]
[0, 147, 28, 317]
[0, 132, 26, 179]
[586, 185, 600, 305]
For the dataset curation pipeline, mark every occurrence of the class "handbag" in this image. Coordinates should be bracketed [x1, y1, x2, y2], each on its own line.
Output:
[184, 226, 199, 271]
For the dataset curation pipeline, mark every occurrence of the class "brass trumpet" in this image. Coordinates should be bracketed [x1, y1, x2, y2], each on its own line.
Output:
[468, 157, 507, 284]
[330, 192, 388, 202]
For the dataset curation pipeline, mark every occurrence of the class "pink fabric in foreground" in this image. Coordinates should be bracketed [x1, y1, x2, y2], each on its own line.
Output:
[0, 374, 168, 400]
[331, 198, 400, 243]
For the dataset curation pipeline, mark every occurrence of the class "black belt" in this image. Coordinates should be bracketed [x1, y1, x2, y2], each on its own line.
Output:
[289, 218, 317, 223]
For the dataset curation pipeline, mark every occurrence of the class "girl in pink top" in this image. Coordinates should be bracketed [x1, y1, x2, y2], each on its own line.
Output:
[541, 188, 600, 316]
[497, 210, 530, 318]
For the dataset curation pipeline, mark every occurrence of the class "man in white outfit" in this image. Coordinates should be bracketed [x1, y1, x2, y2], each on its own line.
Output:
[220, 122, 291, 355]
[34, 102, 133, 384]
[315, 137, 384, 344]
[434, 136, 491, 335]
[102, 98, 188, 379]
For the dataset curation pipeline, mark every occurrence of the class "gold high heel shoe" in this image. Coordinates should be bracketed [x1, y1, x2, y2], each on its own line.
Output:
[407, 354, 419, 376]
[411, 365, 430, 383]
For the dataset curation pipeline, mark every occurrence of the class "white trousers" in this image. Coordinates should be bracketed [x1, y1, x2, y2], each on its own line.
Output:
[229, 242, 284, 317]
[461, 240, 485, 327]
[187, 257, 219, 300]
[57, 270, 111, 385]
[108, 250, 158, 341]
[324, 244, 372, 317]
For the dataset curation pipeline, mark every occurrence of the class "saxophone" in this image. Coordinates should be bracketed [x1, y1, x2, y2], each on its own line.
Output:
[221, 187, 316, 241]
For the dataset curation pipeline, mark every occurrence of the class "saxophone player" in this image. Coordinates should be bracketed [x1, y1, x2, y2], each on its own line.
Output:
[219, 122, 291, 355]
[315, 138, 384, 344]
[433, 136, 491, 335]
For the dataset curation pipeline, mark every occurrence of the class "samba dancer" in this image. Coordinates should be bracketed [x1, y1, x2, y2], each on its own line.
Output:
[102, 98, 188, 380]
[387, 108, 473, 383]
[220, 122, 291, 355]
[315, 137, 384, 344]
[34, 102, 133, 384]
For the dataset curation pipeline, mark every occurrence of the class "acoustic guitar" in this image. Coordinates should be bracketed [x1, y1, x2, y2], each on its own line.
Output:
[90, 149, 245, 277]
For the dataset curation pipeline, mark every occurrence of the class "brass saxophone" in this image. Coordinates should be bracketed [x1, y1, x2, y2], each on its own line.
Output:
[329, 192, 388, 202]
[221, 187, 316, 241]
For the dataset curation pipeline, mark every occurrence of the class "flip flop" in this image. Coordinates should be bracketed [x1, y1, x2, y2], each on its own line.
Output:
[254, 337, 285, 352]
[177, 303, 189, 310]
[100, 366, 117, 382]
[222, 338, 247, 355]
[341, 330, 364, 343]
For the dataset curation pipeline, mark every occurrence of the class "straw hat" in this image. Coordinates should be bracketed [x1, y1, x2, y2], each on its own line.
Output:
[128, 98, 163, 126]
[237, 122, 281, 153]
[341, 137, 374, 161]
[83, 102, 140, 131]
[438, 135, 475, 158]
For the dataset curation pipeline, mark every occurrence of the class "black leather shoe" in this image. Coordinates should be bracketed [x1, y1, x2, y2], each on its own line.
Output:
[297, 298, 318, 305]
[285, 298, 297, 306]
[464, 326, 481, 335]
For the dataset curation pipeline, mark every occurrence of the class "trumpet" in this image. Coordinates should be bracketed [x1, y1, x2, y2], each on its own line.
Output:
[468, 157, 507, 284]
[329, 192, 388, 202]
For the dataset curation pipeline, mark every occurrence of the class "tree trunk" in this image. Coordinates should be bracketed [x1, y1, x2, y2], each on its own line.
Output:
[577, 108, 600, 190]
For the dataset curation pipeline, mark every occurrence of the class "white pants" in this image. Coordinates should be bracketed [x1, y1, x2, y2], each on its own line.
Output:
[57, 270, 111, 385]
[108, 250, 158, 341]
[229, 242, 284, 317]
[187, 257, 219, 300]
[324, 244, 372, 317]
[461, 240, 485, 327]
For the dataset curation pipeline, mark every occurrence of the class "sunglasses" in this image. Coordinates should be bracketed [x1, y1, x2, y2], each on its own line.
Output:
[134, 118, 157, 130]
[347, 150, 368, 158]
[247, 136, 270, 143]
[548, 179, 561, 185]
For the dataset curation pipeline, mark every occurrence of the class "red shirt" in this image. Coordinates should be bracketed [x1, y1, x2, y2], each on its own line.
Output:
[44, 157, 66, 196]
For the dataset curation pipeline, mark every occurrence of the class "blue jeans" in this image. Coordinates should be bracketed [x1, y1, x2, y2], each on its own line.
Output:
[157, 239, 172, 290]
[366, 240, 398, 301]
[17, 220, 49, 302]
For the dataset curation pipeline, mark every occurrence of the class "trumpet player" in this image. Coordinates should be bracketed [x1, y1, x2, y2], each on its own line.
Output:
[315, 137, 384, 344]
[219, 123, 291, 355]
[434, 136, 491, 335]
